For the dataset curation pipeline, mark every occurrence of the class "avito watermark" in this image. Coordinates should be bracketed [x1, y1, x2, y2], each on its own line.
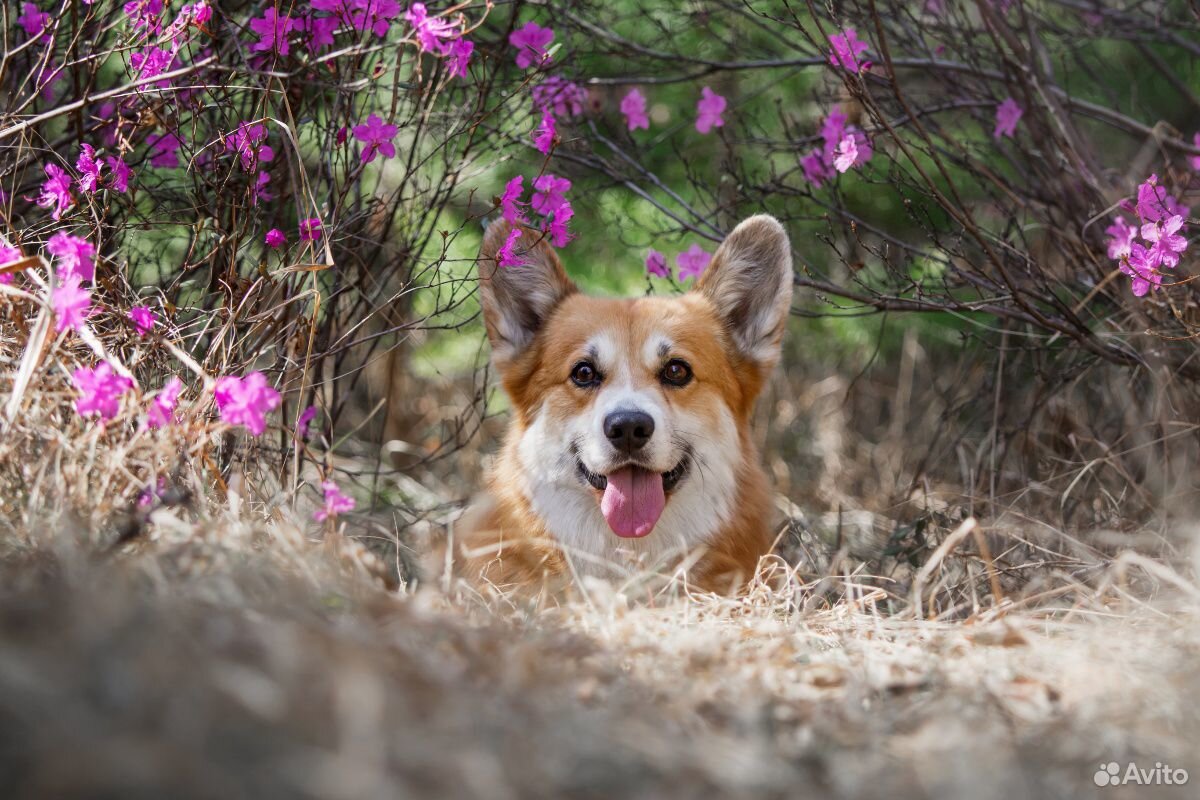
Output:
[1094, 762, 1189, 788]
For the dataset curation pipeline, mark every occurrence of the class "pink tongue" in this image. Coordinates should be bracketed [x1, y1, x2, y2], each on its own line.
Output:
[600, 467, 666, 538]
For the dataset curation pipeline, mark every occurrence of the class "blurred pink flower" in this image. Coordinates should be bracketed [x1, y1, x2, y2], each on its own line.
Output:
[404, 2, 457, 53]
[533, 113, 556, 155]
[645, 249, 668, 278]
[1120, 243, 1160, 297]
[676, 244, 711, 281]
[224, 122, 274, 171]
[147, 132, 182, 168]
[531, 174, 570, 216]
[76, 145, 103, 193]
[47, 232, 96, 282]
[265, 228, 286, 248]
[214, 371, 281, 436]
[106, 156, 132, 192]
[445, 37, 473, 78]
[0, 242, 20, 286]
[802, 151, 833, 187]
[1105, 217, 1135, 260]
[303, 15, 339, 49]
[500, 176, 528, 224]
[73, 362, 132, 420]
[1142, 215, 1188, 269]
[532, 77, 585, 118]
[1191, 133, 1200, 172]
[253, 171, 274, 205]
[131, 46, 175, 83]
[509, 21, 553, 69]
[297, 405, 318, 438]
[828, 29, 869, 72]
[249, 7, 299, 56]
[299, 218, 323, 241]
[314, 480, 355, 521]
[351, 0, 400, 37]
[124, 0, 165, 30]
[695, 87, 726, 134]
[993, 98, 1022, 139]
[35, 58, 63, 101]
[129, 305, 157, 336]
[833, 135, 859, 173]
[18, 3, 50, 40]
[496, 228, 524, 268]
[146, 376, 183, 429]
[53, 276, 93, 333]
[36, 164, 73, 220]
[544, 203, 573, 247]
[620, 89, 649, 131]
[352, 113, 399, 163]
[1134, 174, 1188, 223]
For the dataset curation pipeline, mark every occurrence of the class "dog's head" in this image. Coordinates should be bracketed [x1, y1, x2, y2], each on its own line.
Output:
[478, 215, 792, 545]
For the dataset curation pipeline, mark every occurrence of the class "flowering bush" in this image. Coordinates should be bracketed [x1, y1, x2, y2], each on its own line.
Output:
[2, 0, 1200, 531]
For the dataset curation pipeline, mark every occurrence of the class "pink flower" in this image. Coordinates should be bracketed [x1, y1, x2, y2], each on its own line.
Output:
[76, 145, 103, 193]
[146, 376, 182, 429]
[544, 203, 573, 247]
[645, 249, 668, 278]
[18, 3, 50, 40]
[73, 362, 132, 421]
[828, 29, 869, 72]
[1105, 218, 1136, 260]
[404, 2, 457, 53]
[496, 228, 524, 268]
[265, 228, 286, 248]
[350, 0, 401, 37]
[213, 371, 281, 435]
[53, 276, 93, 333]
[106, 156, 132, 192]
[621, 89, 649, 131]
[993, 98, 1022, 140]
[1120, 243, 1161, 297]
[531, 174, 570, 216]
[1142, 215, 1188, 270]
[249, 7, 299, 56]
[532, 77, 586, 118]
[131, 46, 175, 83]
[499, 176, 528, 224]
[224, 122, 274, 171]
[36, 164, 73, 220]
[352, 113, 399, 163]
[445, 37, 473, 78]
[833, 135, 859, 173]
[297, 405, 318, 438]
[509, 21, 553, 69]
[1191, 133, 1200, 172]
[802, 151, 833, 187]
[147, 132, 182, 168]
[253, 171, 273, 206]
[299, 218, 323, 241]
[676, 244, 711, 281]
[533, 113, 556, 154]
[124, 0, 165, 29]
[47, 233, 95, 282]
[1134, 175, 1188, 223]
[303, 14, 340, 49]
[35, 59, 63, 102]
[314, 480, 356, 521]
[129, 305, 157, 336]
[695, 87, 726, 134]
[0, 242, 20, 285]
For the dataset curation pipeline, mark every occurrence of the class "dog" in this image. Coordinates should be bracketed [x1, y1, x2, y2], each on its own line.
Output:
[445, 215, 793, 597]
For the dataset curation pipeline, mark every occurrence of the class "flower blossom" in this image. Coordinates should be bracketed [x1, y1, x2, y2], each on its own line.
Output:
[76, 145, 103, 193]
[676, 244, 711, 281]
[299, 218, 323, 241]
[73, 362, 133, 421]
[993, 98, 1022, 139]
[496, 228, 524, 268]
[621, 89, 649, 131]
[213, 371, 281, 435]
[531, 174, 570, 216]
[829, 29, 869, 72]
[36, 164, 73, 220]
[404, 2, 457, 53]
[47, 233, 96, 282]
[129, 305, 157, 336]
[499, 176, 528, 225]
[1142, 215, 1188, 270]
[224, 122, 274, 171]
[352, 113, 399, 163]
[533, 113, 556, 155]
[53, 276, 93, 333]
[265, 228, 286, 248]
[314, 480, 356, 521]
[532, 77, 586, 118]
[248, 7, 299, 56]
[297, 405, 318, 438]
[645, 249, 669, 278]
[1105, 218, 1136, 260]
[445, 38, 473, 78]
[147, 132, 182, 168]
[106, 156, 132, 192]
[695, 87, 726, 134]
[509, 21, 554, 69]
[18, 3, 50, 40]
[146, 376, 183, 429]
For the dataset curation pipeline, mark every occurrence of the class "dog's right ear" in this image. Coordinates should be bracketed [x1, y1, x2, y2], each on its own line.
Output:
[478, 221, 578, 367]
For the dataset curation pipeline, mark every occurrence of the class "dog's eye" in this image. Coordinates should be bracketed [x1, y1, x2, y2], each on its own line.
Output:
[660, 359, 692, 387]
[570, 361, 600, 388]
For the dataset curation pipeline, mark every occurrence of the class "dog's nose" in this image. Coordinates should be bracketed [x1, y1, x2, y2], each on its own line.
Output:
[604, 410, 655, 453]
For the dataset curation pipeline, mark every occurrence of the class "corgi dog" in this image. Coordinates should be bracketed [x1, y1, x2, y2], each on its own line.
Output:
[447, 215, 793, 596]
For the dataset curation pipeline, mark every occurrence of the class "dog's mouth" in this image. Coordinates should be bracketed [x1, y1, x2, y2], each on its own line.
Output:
[575, 453, 690, 539]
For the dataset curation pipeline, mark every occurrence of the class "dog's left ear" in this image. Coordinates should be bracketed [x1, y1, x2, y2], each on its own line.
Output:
[696, 215, 794, 369]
